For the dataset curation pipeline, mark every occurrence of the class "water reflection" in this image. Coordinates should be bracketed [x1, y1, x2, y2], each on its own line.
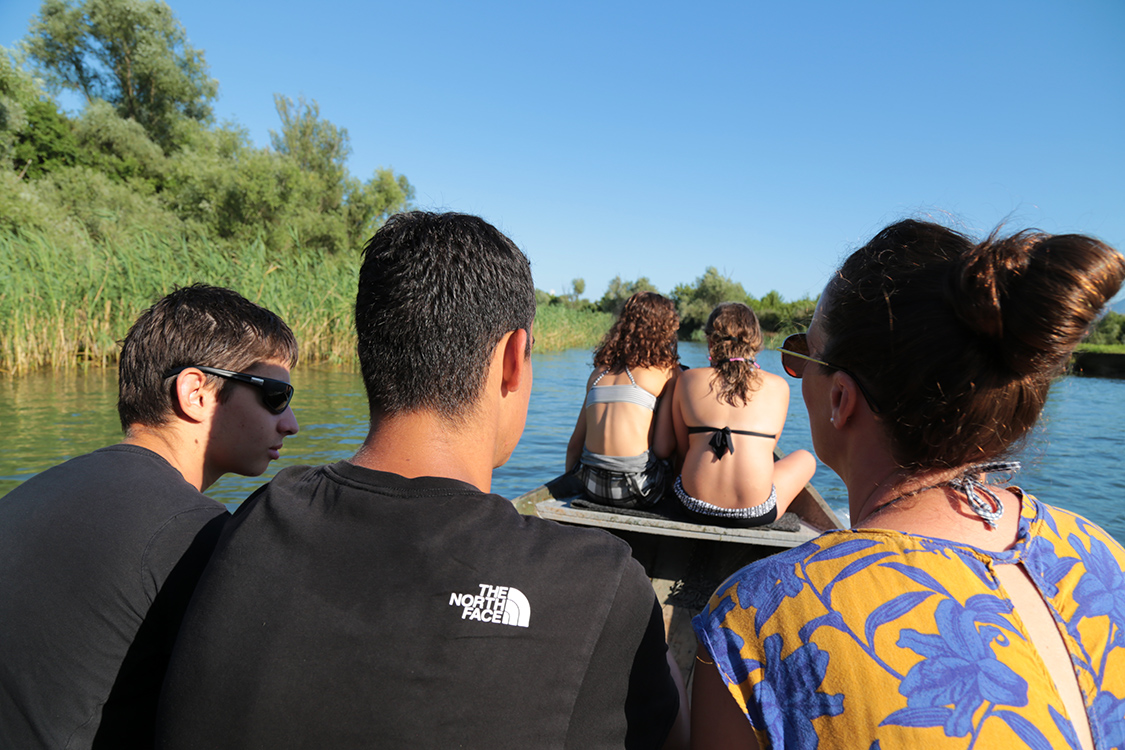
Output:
[2, 346, 1123, 544]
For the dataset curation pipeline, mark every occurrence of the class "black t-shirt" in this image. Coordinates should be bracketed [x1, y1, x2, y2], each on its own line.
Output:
[158, 462, 679, 749]
[0, 445, 228, 750]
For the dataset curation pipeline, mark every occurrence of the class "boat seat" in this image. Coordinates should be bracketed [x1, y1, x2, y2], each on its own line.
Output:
[534, 493, 826, 548]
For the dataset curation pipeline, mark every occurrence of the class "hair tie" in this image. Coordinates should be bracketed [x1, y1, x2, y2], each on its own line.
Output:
[708, 356, 760, 369]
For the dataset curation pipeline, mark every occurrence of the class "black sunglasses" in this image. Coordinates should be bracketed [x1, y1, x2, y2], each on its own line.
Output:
[779, 334, 882, 414]
[164, 365, 295, 415]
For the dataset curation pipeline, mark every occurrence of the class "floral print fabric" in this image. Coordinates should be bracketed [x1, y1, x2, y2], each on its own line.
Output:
[693, 494, 1125, 749]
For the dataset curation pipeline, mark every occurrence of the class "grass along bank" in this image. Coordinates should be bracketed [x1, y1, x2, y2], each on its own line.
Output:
[2, 230, 358, 374]
[0, 230, 609, 374]
[10, 228, 1113, 375]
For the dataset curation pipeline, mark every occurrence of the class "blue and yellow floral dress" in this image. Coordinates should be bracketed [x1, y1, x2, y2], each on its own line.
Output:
[693, 493, 1125, 749]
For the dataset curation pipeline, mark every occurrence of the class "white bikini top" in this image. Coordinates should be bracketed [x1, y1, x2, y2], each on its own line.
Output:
[583, 366, 658, 411]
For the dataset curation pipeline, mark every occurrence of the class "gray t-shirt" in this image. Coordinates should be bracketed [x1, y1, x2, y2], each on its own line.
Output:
[0, 445, 227, 749]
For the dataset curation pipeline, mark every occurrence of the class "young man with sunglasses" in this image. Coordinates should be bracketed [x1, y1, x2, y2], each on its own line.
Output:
[158, 212, 687, 749]
[0, 284, 298, 750]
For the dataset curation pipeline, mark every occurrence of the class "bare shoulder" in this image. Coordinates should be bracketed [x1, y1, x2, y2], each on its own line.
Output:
[674, 366, 713, 394]
[756, 369, 790, 393]
[678, 366, 712, 384]
[632, 365, 680, 391]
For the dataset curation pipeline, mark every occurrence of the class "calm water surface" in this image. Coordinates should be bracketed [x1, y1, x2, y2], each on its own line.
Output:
[2, 343, 1123, 542]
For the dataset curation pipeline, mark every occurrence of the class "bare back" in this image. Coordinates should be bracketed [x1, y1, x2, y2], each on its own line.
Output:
[672, 367, 790, 508]
[566, 365, 677, 471]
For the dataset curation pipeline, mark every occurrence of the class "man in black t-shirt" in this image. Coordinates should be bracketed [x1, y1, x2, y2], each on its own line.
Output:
[0, 285, 300, 750]
[158, 213, 686, 749]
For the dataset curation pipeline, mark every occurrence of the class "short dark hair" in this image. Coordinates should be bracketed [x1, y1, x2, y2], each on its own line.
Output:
[705, 302, 763, 406]
[355, 211, 535, 420]
[820, 219, 1125, 470]
[118, 284, 299, 430]
[593, 292, 679, 371]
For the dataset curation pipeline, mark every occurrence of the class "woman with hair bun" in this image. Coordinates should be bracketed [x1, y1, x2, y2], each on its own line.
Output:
[670, 302, 816, 527]
[691, 220, 1125, 750]
[566, 292, 681, 508]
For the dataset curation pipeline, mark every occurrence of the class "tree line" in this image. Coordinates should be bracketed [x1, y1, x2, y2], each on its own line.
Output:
[1, 0, 413, 257]
[541, 269, 1125, 348]
[540, 268, 818, 341]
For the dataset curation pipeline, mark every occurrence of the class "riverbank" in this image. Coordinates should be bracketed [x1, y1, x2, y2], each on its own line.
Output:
[6, 228, 1121, 374]
[1, 229, 794, 373]
[0, 230, 359, 374]
[1072, 350, 1125, 379]
[0, 230, 611, 373]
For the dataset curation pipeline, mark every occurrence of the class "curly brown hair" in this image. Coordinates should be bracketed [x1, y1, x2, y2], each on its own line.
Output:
[593, 292, 680, 370]
[705, 302, 763, 406]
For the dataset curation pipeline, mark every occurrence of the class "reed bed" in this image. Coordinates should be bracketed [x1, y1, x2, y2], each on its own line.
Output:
[533, 305, 614, 354]
[0, 230, 360, 374]
[0, 230, 615, 374]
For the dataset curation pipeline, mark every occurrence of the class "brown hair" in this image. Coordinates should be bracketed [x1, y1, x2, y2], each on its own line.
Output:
[819, 219, 1125, 470]
[705, 302, 763, 406]
[118, 284, 299, 430]
[593, 292, 679, 371]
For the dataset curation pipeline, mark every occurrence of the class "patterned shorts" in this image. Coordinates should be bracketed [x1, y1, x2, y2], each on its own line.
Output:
[673, 476, 779, 528]
[578, 458, 668, 510]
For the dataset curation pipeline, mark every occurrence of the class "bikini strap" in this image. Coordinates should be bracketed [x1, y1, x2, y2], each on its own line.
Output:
[685, 425, 778, 459]
[592, 366, 637, 386]
[686, 426, 776, 439]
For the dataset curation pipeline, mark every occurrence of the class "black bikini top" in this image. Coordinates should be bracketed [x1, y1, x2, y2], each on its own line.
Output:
[687, 425, 776, 459]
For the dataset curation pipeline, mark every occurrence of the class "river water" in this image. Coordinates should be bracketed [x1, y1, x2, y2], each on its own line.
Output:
[2, 343, 1123, 542]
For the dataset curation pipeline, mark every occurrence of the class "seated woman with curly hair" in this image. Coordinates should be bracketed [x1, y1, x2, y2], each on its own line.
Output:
[671, 302, 816, 527]
[566, 292, 680, 509]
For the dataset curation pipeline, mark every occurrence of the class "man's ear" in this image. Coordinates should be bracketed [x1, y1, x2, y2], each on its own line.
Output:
[500, 328, 531, 396]
[172, 368, 213, 423]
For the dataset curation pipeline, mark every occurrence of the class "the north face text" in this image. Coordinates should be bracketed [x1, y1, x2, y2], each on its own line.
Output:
[448, 583, 530, 627]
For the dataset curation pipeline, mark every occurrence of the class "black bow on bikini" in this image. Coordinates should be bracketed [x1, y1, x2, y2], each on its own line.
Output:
[708, 427, 735, 458]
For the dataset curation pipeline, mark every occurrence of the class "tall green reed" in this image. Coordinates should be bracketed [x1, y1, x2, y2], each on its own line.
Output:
[1, 229, 614, 374]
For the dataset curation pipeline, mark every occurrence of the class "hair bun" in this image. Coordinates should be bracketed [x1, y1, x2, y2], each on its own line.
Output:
[953, 230, 1125, 377]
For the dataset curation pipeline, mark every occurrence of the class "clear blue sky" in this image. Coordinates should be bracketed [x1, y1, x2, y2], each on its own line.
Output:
[4, 0, 1123, 304]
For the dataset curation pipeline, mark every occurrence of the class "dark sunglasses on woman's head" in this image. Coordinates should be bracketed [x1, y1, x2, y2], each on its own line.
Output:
[779, 334, 882, 414]
[163, 365, 295, 415]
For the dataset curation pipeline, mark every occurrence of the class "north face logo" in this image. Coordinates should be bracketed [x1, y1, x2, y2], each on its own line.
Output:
[448, 584, 530, 627]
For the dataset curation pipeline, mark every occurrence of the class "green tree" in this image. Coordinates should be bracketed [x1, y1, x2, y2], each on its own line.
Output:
[12, 98, 81, 179]
[8, 6, 413, 257]
[24, 0, 217, 150]
[269, 94, 413, 248]
[597, 275, 657, 315]
[751, 289, 817, 336]
[343, 168, 413, 246]
[1087, 311, 1125, 346]
[1, 49, 33, 166]
[73, 98, 165, 183]
[671, 267, 748, 338]
[271, 96, 348, 187]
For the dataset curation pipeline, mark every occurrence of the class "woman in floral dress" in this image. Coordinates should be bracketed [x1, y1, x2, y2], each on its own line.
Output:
[691, 220, 1125, 749]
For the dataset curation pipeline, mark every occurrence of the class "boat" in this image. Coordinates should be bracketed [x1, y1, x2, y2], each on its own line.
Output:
[511, 448, 845, 686]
